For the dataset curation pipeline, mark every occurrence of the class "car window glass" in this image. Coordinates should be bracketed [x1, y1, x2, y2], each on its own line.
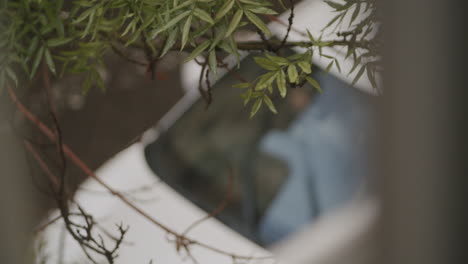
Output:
[145, 54, 374, 246]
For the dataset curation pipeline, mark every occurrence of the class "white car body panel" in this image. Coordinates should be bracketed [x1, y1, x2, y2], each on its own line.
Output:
[42, 144, 271, 264]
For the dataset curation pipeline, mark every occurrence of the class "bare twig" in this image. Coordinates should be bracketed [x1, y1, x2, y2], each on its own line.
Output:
[7, 85, 273, 261]
[182, 164, 235, 236]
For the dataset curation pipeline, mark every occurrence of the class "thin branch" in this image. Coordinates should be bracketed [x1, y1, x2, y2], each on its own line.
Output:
[276, 0, 295, 52]
[182, 164, 235, 236]
[6, 85, 273, 261]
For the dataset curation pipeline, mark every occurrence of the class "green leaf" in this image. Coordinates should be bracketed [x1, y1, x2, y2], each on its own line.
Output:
[305, 76, 322, 93]
[287, 64, 298, 83]
[323, 13, 341, 30]
[245, 6, 277, 15]
[306, 29, 316, 44]
[325, 1, 346, 11]
[366, 65, 378, 89]
[30, 45, 45, 79]
[256, 71, 277, 90]
[161, 28, 179, 57]
[263, 95, 277, 114]
[240, 0, 272, 5]
[215, 0, 235, 20]
[254, 57, 279, 71]
[233, 82, 250, 88]
[180, 15, 192, 51]
[44, 49, 56, 75]
[5, 67, 18, 87]
[349, 57, 361, 75]
[209, 24, 227, 50]
[226, 9, 243, 36]
[27, 36, 39, 59]
[47, 37, 73, 47]
[297, 61, 312, 74]
[352, 65, 366, 86]
[334, 59, 342, 73]
[208, 50, 217, 77]
[194, 8, 214, 24]
[288, 53, 306, 61]
[350, 3, 361, 26]
[245, 10, 271, 36]
[325, 60, 334, 73]
[250, 98, 262, 118]
[265, 54, 289, 65]
[183, 40, 211, 63]
[153, 10, 191, 36]
[277, 70, 287, 97]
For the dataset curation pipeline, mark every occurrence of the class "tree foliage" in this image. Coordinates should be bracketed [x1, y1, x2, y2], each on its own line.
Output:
[1, 1, 380, 261]
[0, 0, 380, 117]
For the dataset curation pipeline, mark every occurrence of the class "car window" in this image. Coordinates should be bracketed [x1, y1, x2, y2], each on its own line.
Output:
[144, 54, 374, 246]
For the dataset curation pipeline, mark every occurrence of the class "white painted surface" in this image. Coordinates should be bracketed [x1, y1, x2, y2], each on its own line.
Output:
[42, 144, 271, 264]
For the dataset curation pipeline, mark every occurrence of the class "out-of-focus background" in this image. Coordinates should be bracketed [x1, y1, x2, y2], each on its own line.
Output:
[1, 0, 468, 264]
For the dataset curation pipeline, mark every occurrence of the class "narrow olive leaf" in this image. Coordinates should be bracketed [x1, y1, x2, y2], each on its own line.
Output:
[167, 0, 193, 14]
[322, 13, 341, 30]
[240, 0, 271, 6]
[325, 0, 346, 10]
[263, 95, 278, 114]
[350, 3, 361, 26]
[44, 49, 56, 75]
[366, 65, 378, 89]
[82, 12, 95, 38]
[180, 15, 192, 51]
[325, 60, 334, 73]
[209, 24, 227, 50]
[265, 54, 289, 65]
[73, 7, 94, 24]
[305, 76, 322, 93]
[250, 98, 262, 118]
[267, 84, 273, 93]
[5, 67, 18, 87]
[27, 36, 39, 59]
[233, 82, 250, 88]
[297, 61, 312, 74]
[348, 57, 361, 75]
[306, 29, 316, 44]
[30, 45, 44, 79]
[194, 8, 214, 24]
[334, 58, 342, 73]
[121, 19, 137, 37]
[277, 70, 287, 97]
[226, 9, 243, 36]
[254, 57, 279, 71]
[153, 10, 191, 36]
[47, 37, 72, 48]
[245, 10, 271, 36]
[208, 50, 217, 77]
[246, 6, 278, 15]
[256, 71, 277, 90]
[183, 39, 210, 63]
[288, 52, 305, 61]
[352, 64, 366, 86]
[287, 64, 298, 83]
[215, 0, 235, 20]
[161, 28, 178, 57]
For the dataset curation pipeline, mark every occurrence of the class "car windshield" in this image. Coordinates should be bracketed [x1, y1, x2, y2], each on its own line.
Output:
[145, 54, 374, 246]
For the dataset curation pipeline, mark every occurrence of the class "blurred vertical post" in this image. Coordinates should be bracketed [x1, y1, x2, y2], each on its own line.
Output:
[380, 0, 466, 264]
[0, 74, 36, 263]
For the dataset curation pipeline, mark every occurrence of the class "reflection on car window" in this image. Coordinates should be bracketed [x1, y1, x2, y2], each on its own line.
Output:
[145, 55, 374, 246]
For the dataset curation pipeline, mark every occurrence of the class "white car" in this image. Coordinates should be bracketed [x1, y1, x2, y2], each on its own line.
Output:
[39, 1, 378, 263]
